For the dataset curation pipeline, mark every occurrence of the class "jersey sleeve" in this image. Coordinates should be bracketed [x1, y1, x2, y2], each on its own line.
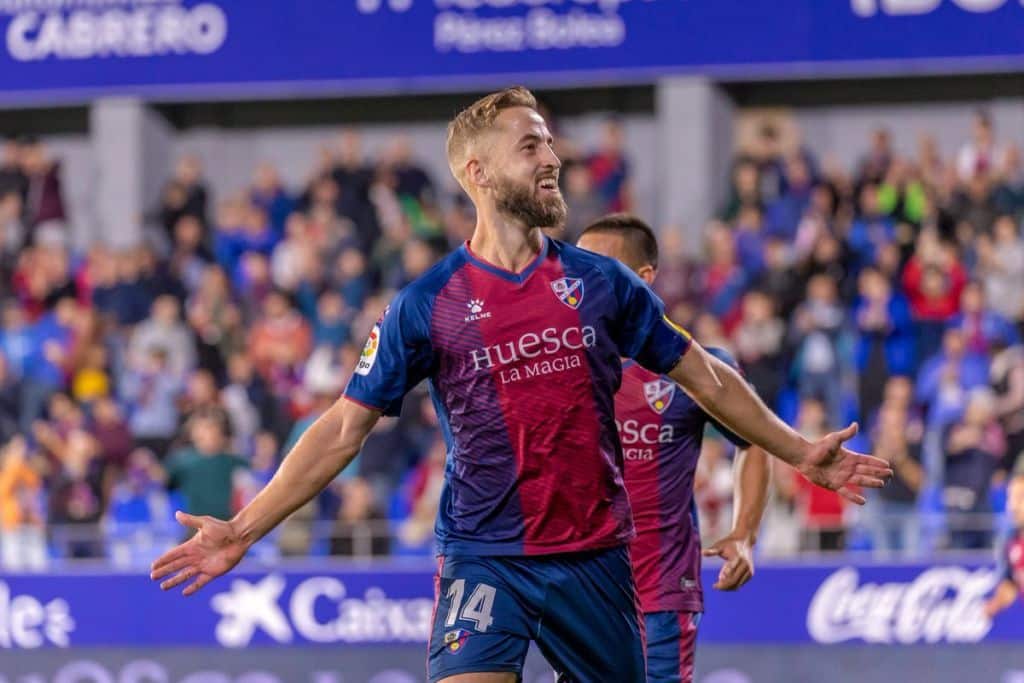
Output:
[603, 259, 692, 374]
[343, 288, 434, 417]
[702, 347, 752, 450]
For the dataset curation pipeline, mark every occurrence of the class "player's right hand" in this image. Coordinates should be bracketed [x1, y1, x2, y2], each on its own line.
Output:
[150, 511, 248, 596]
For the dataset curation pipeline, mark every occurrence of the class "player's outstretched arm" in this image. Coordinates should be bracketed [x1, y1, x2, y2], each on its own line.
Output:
[703, 445, 771, 591]
[985, 579, 1019, 618]
[668, 342, 892, 505]
[150, 397, 381, 596]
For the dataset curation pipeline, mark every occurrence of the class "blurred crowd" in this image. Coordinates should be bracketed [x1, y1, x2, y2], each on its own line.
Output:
[0, 107, 1022, 569]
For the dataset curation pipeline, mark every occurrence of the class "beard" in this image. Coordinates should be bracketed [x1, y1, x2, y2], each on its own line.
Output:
[494, 174, 567, 229]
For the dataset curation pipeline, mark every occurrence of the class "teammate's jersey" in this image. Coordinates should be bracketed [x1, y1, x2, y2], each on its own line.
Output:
[345, 237, 691, 556]
[616, 349, 749, 614]
[1001, 528, 1024, 592]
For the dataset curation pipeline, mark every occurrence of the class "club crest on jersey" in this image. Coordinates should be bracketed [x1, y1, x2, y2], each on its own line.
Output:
[444, 629, 470, 653]
[551, 277, 584, 309]
[644, 379, 675, 414]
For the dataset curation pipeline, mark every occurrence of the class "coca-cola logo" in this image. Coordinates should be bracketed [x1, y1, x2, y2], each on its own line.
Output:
[807, 566, 997, 644]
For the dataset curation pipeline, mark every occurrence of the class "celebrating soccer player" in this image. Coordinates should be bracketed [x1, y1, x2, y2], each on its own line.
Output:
[578, 213, 772, 683]
[151, 87, 891, 683]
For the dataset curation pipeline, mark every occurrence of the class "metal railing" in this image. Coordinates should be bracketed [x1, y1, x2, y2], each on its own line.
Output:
[0, 511, 1011, 571]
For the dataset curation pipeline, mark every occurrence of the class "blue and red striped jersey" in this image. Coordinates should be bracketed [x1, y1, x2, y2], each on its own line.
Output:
[344, 237, 691, 556]
[616, 348, 749, 613]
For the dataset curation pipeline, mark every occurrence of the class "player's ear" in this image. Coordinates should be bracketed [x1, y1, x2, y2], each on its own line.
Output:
[637, 264, 656, 286]
[466, 157, 490, 191]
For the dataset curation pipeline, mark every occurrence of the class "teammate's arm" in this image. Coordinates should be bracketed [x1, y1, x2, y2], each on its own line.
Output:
[703, 445, 771, 591]
[151, 397, 380, 595]
[985, 579, 1019, 618]
[667, 342, 890, 504]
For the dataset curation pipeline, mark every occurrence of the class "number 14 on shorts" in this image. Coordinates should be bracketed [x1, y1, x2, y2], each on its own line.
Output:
[445, 579, 497, 632]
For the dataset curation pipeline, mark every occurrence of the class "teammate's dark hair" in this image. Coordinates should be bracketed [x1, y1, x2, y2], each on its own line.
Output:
[580, 213, 659, 269]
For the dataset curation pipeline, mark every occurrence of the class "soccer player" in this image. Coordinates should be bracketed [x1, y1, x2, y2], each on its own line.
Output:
[985, 460, 1024, 618]
[578, 214, 771, 683]
[151, 87, 891, 683]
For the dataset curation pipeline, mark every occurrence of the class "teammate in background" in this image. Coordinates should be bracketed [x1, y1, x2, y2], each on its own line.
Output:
[578, 214, 771, 683]
[151, 87, 891, 683]
[985, 459, 1024, 618]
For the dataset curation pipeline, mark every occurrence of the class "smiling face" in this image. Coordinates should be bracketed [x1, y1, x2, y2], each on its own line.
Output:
[482, 107, 565, 229]
[446, 88, 566, 229]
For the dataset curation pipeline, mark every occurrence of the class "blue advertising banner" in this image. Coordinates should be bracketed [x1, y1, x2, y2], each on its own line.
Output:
[0, 560, 1021, 650]
[0, 0, 1023, 104]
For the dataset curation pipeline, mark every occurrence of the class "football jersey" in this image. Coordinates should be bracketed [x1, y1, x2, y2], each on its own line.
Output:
[345, 237, 691, 556]
[615, 349, 749, 614]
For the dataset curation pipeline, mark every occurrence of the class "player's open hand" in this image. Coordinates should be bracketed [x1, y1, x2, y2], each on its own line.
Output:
[798, 423, 893, 505]
[150, 511, 248, 596]
[702, 534, 754, 591]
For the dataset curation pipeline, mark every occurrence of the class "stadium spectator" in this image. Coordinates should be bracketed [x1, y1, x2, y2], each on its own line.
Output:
[0, 136, 27, 200]
[0, 435, 45, 569]
[169, 215, 214, 296]
[187, 265, 243, 381]
[957, 110, 1003, 183]
[129, 295, 196, 379]
[0, 190, 25, 273]
[162, 409, 249, 523]
[329, 475, 389, 558]
[20, 138, 65, 228]
[791, 274, 846, 427]
[47, 428, 105, 558]
[732, 290, 786, 411]
[854, 266, 916, 421]
[247, 290, 312, 400]
[948, 280, 1019, 355]
[867, 380, 925, 555]
[944, 388, 1004, 549]
[562, 160, 605, 242]
[916, 327, 990, 430]
[977, 216, 1024, 327]
[120, 347, 183, 460]
[106, 446, 171, 568]
[792, 398, 848, 552]
[159, 155, 209, 237]
[856, 127, 893, 189]
[588, 118, 631, 212]
[994, 144, 1024, 217]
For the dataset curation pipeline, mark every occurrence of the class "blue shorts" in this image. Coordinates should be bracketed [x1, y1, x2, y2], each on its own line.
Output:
[427, 546, 646, 682]
[645, 611, 701, 683]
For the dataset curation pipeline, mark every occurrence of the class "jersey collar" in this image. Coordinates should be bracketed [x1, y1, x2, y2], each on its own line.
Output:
[462, 236, 549, 284]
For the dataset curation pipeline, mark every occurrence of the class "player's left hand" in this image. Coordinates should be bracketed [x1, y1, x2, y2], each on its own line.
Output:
[798, 423, 893, 505]
[702, 534, 754, 591]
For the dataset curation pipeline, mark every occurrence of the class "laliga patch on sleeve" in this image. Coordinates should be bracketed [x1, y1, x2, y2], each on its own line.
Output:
[355, 306, 388, 376]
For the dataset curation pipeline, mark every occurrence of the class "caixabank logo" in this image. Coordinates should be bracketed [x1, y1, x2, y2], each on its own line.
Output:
[209, 574, 434, 647]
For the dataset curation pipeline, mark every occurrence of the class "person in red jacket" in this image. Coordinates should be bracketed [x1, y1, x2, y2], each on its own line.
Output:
[902, 232, 967, 361]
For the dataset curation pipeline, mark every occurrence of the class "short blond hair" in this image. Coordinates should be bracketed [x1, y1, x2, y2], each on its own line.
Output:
[446, 86, 538, 189]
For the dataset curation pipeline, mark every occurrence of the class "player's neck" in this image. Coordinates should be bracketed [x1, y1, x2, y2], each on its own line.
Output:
[469, 211, 545, 274]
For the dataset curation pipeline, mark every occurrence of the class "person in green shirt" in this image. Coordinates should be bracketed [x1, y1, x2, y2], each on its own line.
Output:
[163, 409, 249, 522]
